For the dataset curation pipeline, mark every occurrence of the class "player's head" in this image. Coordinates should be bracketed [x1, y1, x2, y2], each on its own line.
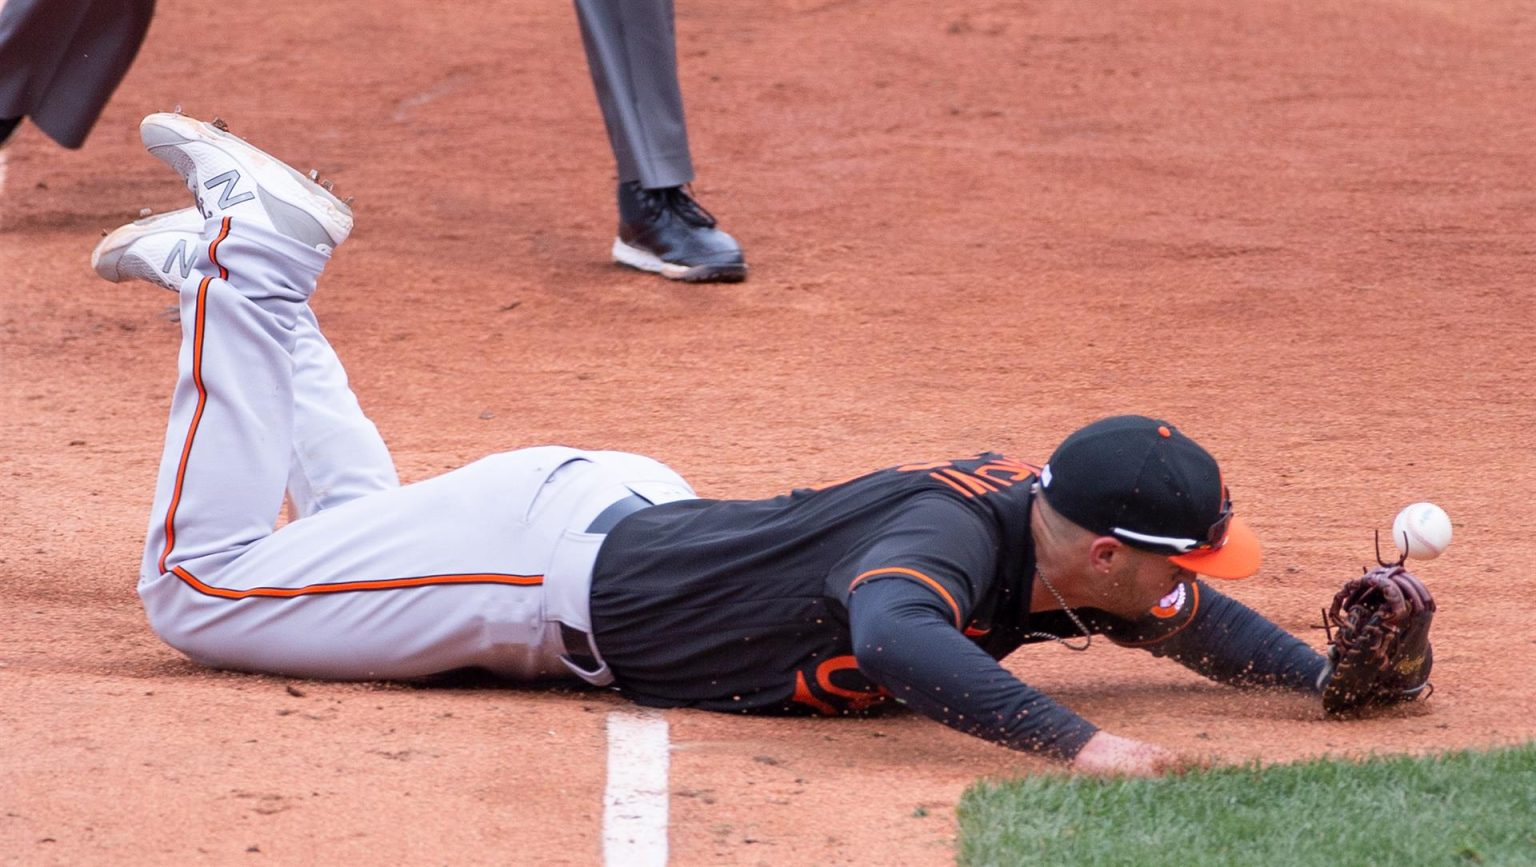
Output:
[1038, 415, 1261, 580]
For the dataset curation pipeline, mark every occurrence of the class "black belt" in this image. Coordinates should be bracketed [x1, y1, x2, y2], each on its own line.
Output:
[560, 493, 649, 683]
[585, 492, 652, 534]
[560, 622, 604, 676]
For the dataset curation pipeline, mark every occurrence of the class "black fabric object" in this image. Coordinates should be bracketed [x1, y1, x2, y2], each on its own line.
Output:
[589, 454, 1041, 713]
[848, 576, 1100, 760]
[1137, 580, 1328, 692]
[1038, 414, 1226, 554]
[0, 0, 156, 149]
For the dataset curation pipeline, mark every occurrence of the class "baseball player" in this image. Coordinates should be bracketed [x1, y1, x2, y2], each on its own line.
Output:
[573, 0, 746, 283]
[0, 0, 156, 149]
[96, 113, 1336, 777]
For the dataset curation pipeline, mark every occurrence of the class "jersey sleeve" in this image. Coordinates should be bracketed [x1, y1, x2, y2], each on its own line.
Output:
[848, 575, 1099, 759]
[1098, 580, 1328, 691]
[829, 492, 998, 629]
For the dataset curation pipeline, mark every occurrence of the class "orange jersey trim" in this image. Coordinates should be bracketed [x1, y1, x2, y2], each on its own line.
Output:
[169, 565, 543, 600]
[850, 566, 963, 628]
[157, 219, 232, 575]
[209, 215, 231, 279]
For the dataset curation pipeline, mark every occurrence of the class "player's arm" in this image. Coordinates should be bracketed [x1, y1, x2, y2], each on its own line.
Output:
[848, 575, 1101, 759]
[841, 493, 1184, 773]
[1106, 579, 1327, 692]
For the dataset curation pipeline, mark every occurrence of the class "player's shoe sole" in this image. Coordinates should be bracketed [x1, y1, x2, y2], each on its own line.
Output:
[91, 207, 205, 291]
[139, 112, 353, 253]
[611, 238, 748, 283]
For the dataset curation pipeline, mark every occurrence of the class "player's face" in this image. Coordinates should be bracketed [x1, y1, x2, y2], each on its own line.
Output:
[1102, 548, 1193, 618]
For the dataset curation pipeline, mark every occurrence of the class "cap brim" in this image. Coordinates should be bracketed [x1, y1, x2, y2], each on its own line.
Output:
[1168, 515, 1262, 579]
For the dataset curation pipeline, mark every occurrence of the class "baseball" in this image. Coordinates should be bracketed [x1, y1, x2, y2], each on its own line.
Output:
[1392, 502, 1452, 560]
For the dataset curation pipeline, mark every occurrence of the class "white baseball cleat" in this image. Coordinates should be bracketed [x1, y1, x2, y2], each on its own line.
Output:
[91, 207, 205, 291]
[138, 112, 353, 253]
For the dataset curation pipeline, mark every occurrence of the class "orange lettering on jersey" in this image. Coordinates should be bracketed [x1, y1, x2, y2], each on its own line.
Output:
[942, 469, 999, 495]
[974, 459, 1040, 485]
[791, 670, 838, 716]
[814, 656, 888, 712]
[928, 472, 975, 498]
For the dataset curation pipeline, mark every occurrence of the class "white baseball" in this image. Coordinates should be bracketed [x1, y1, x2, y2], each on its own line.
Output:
[1392, 502, 1452, 560]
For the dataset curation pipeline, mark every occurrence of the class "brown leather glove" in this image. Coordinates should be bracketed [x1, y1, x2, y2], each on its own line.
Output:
[1319, 564, 1436, 715]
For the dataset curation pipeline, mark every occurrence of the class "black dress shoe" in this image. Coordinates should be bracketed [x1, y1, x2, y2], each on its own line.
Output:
[612, 181, 747, 283]
[0, 116, 20, 148]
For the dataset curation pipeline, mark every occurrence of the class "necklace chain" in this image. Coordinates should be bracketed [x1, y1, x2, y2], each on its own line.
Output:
[1021, 569, 1093, 652]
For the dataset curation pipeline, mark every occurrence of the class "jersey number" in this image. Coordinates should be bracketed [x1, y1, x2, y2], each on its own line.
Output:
[791, 655, 888, 715]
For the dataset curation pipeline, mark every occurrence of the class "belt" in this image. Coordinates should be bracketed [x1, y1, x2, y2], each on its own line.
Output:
[558, 493, 649, 688]
[560, 622, 607, 680]
[585, 492, 652, 534]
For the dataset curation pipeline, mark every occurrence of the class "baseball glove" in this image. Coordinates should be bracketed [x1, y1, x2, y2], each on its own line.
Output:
[1319, 564, 1435, 715]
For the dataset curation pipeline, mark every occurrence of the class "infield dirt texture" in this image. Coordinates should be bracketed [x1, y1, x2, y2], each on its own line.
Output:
[3, 1, 1534, 864]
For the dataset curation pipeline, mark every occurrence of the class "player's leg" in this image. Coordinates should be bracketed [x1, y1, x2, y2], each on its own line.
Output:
[286, 306, 399, 518]
[93, 209, 396, 520]
[572, 0, 746, 283]
[103, 113, 579, 681]
[135, 218, 342, 582]
[102, 113, 347, 581]
[141, 447, 625, 680]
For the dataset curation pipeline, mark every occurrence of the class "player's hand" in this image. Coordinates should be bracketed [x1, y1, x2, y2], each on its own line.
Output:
[1070, 731, 1199, 777]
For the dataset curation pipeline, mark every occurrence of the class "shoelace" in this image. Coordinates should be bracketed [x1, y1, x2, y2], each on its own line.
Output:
[641, 185, 718, 229]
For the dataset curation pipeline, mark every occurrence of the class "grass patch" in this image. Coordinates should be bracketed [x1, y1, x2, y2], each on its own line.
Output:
[957, 742, 1536, 867]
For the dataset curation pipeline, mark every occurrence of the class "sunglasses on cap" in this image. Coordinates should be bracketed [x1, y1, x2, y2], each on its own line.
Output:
[1109, 491, 1235, 555]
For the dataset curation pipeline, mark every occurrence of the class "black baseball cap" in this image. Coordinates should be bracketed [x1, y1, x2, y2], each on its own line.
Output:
[1037, 415, 1262, 579]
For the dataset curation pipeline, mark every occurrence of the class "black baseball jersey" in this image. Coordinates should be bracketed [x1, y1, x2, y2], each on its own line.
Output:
[589, 455, 1188, 707]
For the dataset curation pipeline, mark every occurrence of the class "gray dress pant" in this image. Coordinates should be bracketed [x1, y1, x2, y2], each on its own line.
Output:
[0, 0, 155, 149]
[574, 0, 694, 189]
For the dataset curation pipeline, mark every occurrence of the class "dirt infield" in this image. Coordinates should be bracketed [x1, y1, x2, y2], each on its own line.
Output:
[3, 0, 1535, 863]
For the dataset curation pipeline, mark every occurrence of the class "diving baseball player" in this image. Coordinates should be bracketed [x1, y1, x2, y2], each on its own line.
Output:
[95, 114, 1395, 776]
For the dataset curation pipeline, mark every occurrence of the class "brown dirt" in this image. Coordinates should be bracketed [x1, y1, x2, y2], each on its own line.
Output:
[4, 0, 1535, 863]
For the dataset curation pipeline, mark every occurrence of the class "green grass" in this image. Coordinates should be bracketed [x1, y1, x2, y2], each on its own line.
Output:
[957, 742, 1536, 867]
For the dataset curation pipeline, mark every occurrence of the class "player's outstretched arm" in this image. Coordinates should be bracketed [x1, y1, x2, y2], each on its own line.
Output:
[849, 576, 1099, 759]
[1119, 581, 1328, 693]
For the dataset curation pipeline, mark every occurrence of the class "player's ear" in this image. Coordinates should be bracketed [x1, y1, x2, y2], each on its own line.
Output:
[1087, 536, 1123, 575]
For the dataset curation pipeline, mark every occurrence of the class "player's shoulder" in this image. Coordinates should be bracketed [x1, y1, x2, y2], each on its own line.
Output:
[890, 453, 1040, 500]
[788, 453, 1040, 509]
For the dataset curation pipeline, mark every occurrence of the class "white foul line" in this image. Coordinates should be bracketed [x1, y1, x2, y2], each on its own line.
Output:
[603, 711, 670, 867]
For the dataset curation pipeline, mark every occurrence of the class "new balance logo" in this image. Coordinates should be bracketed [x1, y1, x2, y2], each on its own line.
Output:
[161, 239, 196, 281]
[203, 170, 255, 209]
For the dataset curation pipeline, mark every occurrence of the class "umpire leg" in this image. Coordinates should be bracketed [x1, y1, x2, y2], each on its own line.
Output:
[0, 0, 156, 148]
[573, 0, 694, 189]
